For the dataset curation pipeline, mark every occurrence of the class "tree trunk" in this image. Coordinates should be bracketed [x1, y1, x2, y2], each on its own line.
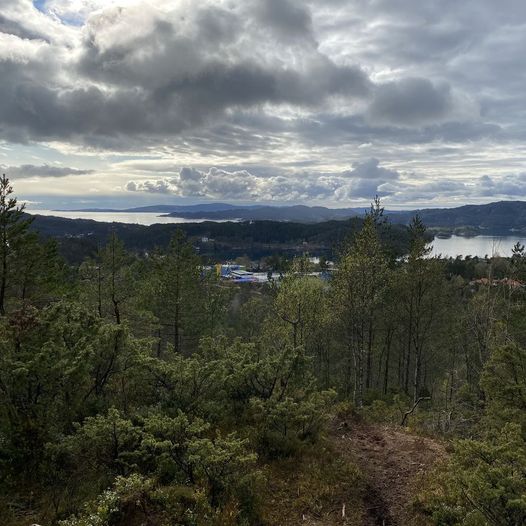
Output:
[365, 317, 374, 390]
[413, 347, 422, 404]
[383, 329, 393, 396]
[0, 234, 7, 316]
[404, 315, 412, 395]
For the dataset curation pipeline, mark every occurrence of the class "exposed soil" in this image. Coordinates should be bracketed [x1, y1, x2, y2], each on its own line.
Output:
[333, 416, 446, 525]
[262, 413, 446, 525]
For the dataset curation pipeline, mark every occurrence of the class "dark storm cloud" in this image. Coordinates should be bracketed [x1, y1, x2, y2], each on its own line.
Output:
[0, 74, 153, 143]
[0, 0, 499, 154]
[75, 3, 371, 108]
[0, 61, 367, 146]
[255, 0, 315, 41]
[2, 164, 94, 178]
[319, 0, 525, 133]
[290, 114, 500, 148]
[367, 78, 462, 127]
[0, 1, 370, 147]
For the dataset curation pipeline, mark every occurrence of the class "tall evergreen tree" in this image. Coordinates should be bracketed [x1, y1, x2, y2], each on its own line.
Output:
[0, 175, 32, 315]
[333, 213, 389, 405]
[148, 231, 203, 354]
[396, 215, 447, 402]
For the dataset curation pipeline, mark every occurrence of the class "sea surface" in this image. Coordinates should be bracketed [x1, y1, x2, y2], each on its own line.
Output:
[28, 210, 234, 226]
[431, 235, 526, 258]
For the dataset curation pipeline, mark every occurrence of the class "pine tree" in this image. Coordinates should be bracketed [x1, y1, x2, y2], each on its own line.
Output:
[397, 215, 446, 403]
[333, 213, 389, 405]
[148, 230, 203, 354]
[0, 174, 32, 315]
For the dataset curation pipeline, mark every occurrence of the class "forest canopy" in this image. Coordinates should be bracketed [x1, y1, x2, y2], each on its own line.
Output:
[0, 177, 525, 525]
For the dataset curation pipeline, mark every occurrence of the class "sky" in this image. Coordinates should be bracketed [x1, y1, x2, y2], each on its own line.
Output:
[2, 0, 526, 210]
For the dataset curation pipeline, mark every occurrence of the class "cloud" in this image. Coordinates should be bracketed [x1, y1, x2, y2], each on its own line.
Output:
[366, 78, 478, 128]
[477, 173, 526, 198]
[377, 172, 526, 205]
[125, 159, 402, 202]
[43, 0, 126, 23]
[122, 160, 526, 205]
[127, 167, 261, 199]
[1, 0, 75, 43]
[0, 0, 501, 156]
[255, 0, 315, 42]
[0, 13, 46, 40]
[335, 159, 400, 199]
[1, 164, 94, 178]
[1, 0, 526, 208]
[344, 158, 400, 180]
[0, 0, 370, 147]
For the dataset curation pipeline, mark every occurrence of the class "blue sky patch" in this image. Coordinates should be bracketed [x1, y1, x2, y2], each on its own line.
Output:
[33, 0, 84, 26]
[33, 0, 47, 13]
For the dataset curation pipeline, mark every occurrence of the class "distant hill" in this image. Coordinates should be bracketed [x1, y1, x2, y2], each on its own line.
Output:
[387, 201, 526, 234]
[148, 200, 526, 231]
[163, 204, 369, 222]
[57, 200, 526, 232]
[62, 202, 367, 221]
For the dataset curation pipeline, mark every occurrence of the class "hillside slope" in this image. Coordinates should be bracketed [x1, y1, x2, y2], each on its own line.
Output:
[389, 201, 526, 232]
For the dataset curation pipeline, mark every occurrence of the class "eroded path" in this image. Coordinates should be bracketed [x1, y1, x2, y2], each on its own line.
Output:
[263, 414, 446, 525]
[334, 417, 446, 525]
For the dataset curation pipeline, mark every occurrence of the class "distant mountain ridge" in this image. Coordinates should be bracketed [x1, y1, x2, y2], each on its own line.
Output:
[387, 201, 526, 233]
[60, 203, 372, 221]
[59, 200, 526, 232]
[163, 204, 371, 222]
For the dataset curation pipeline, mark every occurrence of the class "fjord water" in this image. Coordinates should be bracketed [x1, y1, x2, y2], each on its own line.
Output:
[29, 210, 227, 226]
[431, 235, 526, 257]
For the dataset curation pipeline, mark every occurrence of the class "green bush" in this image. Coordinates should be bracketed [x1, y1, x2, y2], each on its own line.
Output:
[421, 424, 526, 526]
[250, 390, 335, 457]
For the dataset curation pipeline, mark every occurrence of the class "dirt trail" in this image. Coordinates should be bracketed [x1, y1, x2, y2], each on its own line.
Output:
[263, 415, 445, 525]
[333, 417, 446, 525]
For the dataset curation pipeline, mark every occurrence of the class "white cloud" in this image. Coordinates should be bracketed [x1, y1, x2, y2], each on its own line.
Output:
[42, 0, 141, 23]
[125, 160, 403, 202]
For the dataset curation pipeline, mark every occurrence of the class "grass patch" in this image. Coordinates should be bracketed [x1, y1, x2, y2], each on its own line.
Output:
[261, 439, 364, 525]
